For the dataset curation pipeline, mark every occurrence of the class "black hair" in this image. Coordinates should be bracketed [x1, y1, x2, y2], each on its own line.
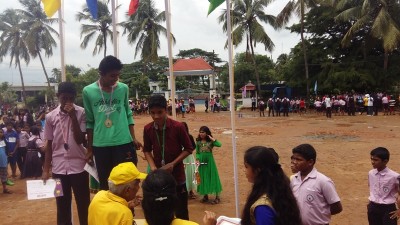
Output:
[196, 126, 213, 142]
[141, 169, 178, 225]
[242, 146, 301, 225]
[182, 122, 189, 133]
[292, 143, 317, 163]
[58, 82, 77, 96]
[30, 126, 40, 136]
[148, 95, 167, 109]
[5, 122, 14, 127]
[98, 55, 123, 75]
[370, 147, 390, 161]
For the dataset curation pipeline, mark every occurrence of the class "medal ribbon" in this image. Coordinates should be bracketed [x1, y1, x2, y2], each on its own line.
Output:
[97, 80, 115, 120]
[155, 117, 167, 165]
[58, 112, 70, 150]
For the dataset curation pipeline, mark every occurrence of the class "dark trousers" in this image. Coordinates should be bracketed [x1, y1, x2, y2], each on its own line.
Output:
[326, 107, 332, 118]
[52, 171, 90, 225]
[268, 107, 274, 117]
[367, 202, 397, 225]
[93, 142, 138, 190]
[175, 183, 189, 220]
[16, 147, 27, 177]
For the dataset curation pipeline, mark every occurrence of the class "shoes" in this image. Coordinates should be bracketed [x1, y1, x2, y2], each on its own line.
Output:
[211, 197, 221, 205]
[6, 180, 14, 186]
[200, 196, 209, 203]
[3, 189, 12, 194]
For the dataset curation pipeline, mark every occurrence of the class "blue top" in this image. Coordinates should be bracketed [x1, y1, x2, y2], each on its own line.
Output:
[255, 205, 276, 225]
[0, 140, 7, 167]
[4, 130, 19, 154]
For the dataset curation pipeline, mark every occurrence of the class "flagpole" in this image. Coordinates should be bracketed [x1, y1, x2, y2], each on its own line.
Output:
[111, 0, 118, 57]
[226, 0, 239, 217]
[58, 0, 66, 82]
[165, 0, 176, 119]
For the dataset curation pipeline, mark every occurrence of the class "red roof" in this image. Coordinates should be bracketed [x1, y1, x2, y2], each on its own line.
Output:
[239, 82, 256, 91]
[172, 58, 213, 71]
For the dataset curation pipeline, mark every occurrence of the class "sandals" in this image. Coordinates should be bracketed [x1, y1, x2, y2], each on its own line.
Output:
[211, 197, 221, 205]
[3, 189, 12, 194]
[200, 195, 209, 203]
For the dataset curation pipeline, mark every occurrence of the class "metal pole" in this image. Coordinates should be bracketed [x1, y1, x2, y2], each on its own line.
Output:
[165, 0, 176, 119]
[226, 0, 239, 217]
[58, 0, 66, 82]
[111, 0, 118, 57]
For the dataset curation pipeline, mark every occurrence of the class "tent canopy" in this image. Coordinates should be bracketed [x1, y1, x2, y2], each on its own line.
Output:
[165, 58, 214, 76]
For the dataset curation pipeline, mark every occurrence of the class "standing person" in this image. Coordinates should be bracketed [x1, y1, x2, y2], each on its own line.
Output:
[251, 96, 256, 111]
[267, 98, 274, 117]
[196, 126, 222, 204]
[367, 147, 400, 225]
[347, 94, 356, 116]
[182, 122, 197, 199]
[275, 98, 281, 117]
[325, 95, 332, 118]
[16, 124, 29, 179]
[290, 144, 342, 225]
[23, 126, 44, 178]
[88, 162, 147, 225]
[143, 94, 194, 220]
[0, 130, 12, 194]
[42, 82, 90, 225]
[382, 95, 389, 115]
[180, 98, 186, 118]
[258, 99, 265, 117]
[83, 55, 142, 190]
[241, 146, 301, 225]
[205, 96, 209, 113]
[282, 97, 290, 117]
[4, 122, 19, 178]
[367, 94, 374, 116]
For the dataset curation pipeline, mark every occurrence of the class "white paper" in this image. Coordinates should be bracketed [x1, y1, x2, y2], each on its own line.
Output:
[216, 216, 241, 225]
[26, 179, 63, 200]
[134, 219, 146, 225]
[84, 163, 99, 182]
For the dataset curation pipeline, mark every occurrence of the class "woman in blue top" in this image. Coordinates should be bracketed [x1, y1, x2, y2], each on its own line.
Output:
[242, 146, 301, 225]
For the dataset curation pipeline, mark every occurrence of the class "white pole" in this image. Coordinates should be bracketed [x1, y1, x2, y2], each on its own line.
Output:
[226, 0, 239, 217]
[58, 0, 66, 82]
[165, 0, 176, 119]
[111, 0, 118, 57]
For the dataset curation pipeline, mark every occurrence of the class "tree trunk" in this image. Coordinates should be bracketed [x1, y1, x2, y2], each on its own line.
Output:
[300, 0, 310, 99]
[37, 50, 51, 88]
[17, 58, 27, 106]
[384, 50, 388, 70]
[249, 33, 261, 93]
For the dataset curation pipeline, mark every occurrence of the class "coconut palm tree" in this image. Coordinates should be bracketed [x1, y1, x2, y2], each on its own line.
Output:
[0, 9, 30, 105]
[17, 0, 59, 88]
[121, 0, 175, 63]
[76, 0, 113, 58]
[335, 0, 400, 70]
[276, 0, 318, 99]
[218, 0, 277, 93]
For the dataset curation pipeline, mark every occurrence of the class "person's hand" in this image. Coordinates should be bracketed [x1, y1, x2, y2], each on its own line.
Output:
[63, 103, 76, 117]
[208, 135, 215, 142]
[86, 147, 94, 165]
[42, 171, 50, 184]
[160, 162, 174, 173]
[390, 209, 400, 220]
[203, 211, 217, 225]
[133, 139, 143, 150]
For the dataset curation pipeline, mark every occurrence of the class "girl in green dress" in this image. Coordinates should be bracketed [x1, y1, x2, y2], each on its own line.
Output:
[196, 126, 222, 204]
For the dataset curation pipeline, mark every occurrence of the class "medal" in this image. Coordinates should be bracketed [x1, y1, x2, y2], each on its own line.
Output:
[161, 159, 165, 166]
[105, 118, 113, 128]
[64, 143, 69, 150]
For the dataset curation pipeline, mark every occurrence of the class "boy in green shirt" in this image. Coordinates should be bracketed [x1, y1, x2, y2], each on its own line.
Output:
[83, 56, 142, 190]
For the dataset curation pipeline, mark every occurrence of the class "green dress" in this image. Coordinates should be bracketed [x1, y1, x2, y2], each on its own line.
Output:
[196, 140, 222, 195]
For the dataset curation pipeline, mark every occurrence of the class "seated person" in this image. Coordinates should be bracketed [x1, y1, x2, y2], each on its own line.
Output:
[88, 162, 146, 225]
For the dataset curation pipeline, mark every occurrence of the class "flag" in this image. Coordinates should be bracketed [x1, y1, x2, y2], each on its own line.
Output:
[86, 0, 98, 20]
[242, 85, 247, 98]
[41, 0, 61, 17]
[208, 0, 224, 15]
[128, 0, 139, 16]
[314, 80, 317, 95]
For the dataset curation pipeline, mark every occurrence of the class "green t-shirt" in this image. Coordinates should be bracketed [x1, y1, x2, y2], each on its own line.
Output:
[83, 81, 134, 147]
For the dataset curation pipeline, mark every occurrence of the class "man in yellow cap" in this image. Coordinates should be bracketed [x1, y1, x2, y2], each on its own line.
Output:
[88, 162, 146, 225]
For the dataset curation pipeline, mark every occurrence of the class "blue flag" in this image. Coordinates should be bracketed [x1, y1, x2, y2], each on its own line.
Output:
[86, 0, 98, 19]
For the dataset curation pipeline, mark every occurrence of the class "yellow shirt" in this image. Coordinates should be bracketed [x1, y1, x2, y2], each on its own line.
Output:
[88, 190, 133, 225]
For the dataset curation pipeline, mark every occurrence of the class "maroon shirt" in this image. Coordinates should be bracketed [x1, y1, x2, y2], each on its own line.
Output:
[143, 117, 194, 183]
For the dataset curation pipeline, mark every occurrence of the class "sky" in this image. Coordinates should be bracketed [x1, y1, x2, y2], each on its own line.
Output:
[0, 0, 300, 85]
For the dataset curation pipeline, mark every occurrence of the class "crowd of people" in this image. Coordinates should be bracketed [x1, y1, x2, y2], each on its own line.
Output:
[1, 56, 400, 225]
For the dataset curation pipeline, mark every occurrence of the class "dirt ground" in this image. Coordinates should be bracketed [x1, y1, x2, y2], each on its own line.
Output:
[2, 109, 400, 225]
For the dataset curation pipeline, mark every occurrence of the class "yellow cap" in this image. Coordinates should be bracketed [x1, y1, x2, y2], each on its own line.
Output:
[108, 162, 147, 185]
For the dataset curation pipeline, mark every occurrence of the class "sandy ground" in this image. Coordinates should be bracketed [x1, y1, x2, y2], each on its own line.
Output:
[2, 108, 400, 225]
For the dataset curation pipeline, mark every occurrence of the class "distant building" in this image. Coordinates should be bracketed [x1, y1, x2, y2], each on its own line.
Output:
[9, 83, 58, 103]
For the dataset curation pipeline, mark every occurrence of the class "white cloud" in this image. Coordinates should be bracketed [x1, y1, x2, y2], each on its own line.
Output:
[0, 0, 299, 85]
